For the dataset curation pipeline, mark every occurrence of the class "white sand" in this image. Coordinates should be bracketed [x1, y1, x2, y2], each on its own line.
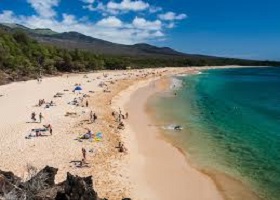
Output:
[0, 70, 143, 180]
[0, 66, 245, 199]
[112, 67, 228, 200]
[0, 68, 184, 199]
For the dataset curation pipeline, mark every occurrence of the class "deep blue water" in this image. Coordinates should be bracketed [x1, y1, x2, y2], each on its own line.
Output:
[150, 67, 280, 200]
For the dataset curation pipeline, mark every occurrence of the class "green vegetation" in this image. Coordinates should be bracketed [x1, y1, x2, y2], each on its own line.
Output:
[0, 28, 279, 85]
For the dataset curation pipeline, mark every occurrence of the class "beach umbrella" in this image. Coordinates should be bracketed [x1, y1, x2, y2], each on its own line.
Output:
[74, 86, 83, 91]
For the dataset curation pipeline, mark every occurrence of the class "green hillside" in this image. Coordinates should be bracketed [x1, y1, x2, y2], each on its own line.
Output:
[0, 26, 279, 85]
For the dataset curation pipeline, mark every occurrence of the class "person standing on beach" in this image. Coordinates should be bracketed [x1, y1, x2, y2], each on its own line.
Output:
[125, 112, 129, 119]
[82, 148, 86, 160]
[39, 113, 43, 123]
[90, 111, 93, 122]
[48, 124, 53, 135]
[86, 100, 89, 107]
[93, 113, 97, 122]
[118, 113, 122, 122]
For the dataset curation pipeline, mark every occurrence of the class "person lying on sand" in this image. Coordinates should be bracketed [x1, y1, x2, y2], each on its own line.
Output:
[65, 112, 77, 117]
[80, 129, 93, 139]
[70, 159, 89, 168]
[26, 127, 49, 138]
[35, 130, 42, 137]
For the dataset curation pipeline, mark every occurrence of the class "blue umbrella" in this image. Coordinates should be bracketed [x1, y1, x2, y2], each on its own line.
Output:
[74, 86, 82, 91]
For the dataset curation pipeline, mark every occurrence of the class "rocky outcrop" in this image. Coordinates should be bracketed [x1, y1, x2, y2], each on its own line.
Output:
[26, 166, 58, 188]
[0, 169, 21, 195]
[0, 166, 131, 200]
[55, 173, 98, 200]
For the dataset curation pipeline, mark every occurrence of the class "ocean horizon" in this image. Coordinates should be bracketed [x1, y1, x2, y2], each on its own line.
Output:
[148, 66, 280, 200]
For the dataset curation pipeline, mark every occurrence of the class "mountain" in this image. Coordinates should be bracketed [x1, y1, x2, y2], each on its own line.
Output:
[1, 22, 279, 67]
[0, 23, 200, 58]
[0, 22, 280, 86]
[33, 28, 58, 35]
[1, 23, 29, 30]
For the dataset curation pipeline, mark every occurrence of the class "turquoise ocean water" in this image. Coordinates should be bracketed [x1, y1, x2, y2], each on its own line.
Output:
[149, 67, 280, 200]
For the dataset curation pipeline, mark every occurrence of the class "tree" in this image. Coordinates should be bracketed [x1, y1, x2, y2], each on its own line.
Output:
[12, 31, 29, 44]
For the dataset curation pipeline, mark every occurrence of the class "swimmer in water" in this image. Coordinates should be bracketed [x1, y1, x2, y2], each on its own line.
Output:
[174, 125, 182, 130]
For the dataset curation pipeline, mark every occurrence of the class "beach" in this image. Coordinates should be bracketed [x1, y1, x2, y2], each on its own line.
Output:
[0, 66, 242, 199]
[120, 77, 223, 200]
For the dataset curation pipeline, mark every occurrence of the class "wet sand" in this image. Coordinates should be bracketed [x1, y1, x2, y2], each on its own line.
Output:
[114, 71, 224, 200]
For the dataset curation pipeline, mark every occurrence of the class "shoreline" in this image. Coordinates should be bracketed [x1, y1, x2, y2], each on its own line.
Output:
[141, 74, 260, 200]
[114, 67, 261, 200]
[114, 70, 223, 199]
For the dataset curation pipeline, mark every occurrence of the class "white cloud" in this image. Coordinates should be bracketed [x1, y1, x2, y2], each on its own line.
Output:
[27, 0, 60, 18]
[107, 0, 149, 12]
[0, 0, 187, 44]
[158, 12, 187, 21]
[83, 2, 120, 15]
[83, 2, 106, 12]
[0, 10, 164, 44]
[83, 0, 150, 15]
[62, 14, 78, 25]
[81, 0, 95, 3]
[0, 10, 16, 23]
[167, 22, 175, 29]
[149, 6, 162, 13]
[132, 17, 161, 31]
[152, 30, 164, 37]
[96, 16, 123, 27]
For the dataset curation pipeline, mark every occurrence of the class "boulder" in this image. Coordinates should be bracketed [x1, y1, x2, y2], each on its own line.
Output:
[0, 169, 21, 195]
[0, 166, 131, 200]
[25, 166, 58, 188]
[55, 172, 98, 200]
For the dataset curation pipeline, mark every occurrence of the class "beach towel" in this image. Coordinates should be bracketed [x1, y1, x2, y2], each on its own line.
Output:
[93, 132, 103, 142]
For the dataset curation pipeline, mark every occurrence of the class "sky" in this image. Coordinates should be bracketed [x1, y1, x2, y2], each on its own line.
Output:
[0, 0, 280, 61]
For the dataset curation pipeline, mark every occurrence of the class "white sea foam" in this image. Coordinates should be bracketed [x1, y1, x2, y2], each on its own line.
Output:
[162, 124, 183, 131]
